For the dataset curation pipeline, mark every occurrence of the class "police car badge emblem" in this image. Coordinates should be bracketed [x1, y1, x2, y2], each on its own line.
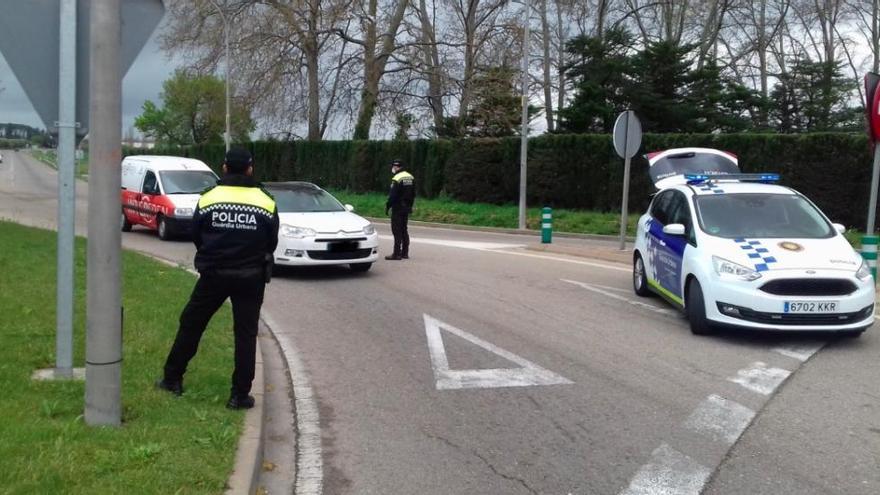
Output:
[778, 241, 803, 252]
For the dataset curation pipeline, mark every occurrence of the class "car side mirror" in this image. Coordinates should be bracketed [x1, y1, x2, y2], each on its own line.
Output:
[344, 204, 355, 212]
[832, 223, 845, 235]
[663, 223, 686, 236]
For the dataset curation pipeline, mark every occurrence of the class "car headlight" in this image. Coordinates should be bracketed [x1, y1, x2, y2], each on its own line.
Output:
[173, 207, 194, 217]
[856, 259, 873, 281]
[281, 224, 316, 239]
[712, 256, 762, 281]
[363, 224, 376, 235]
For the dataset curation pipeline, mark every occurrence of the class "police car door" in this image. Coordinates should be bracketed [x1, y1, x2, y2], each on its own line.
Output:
[646, 190, 689, 305]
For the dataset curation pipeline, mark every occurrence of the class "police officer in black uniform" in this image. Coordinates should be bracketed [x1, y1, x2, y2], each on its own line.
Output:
[385, 159, 415, 260]
[157, 148, 279, 410]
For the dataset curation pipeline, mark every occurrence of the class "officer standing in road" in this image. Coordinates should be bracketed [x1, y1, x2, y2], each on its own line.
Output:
[385, 159, 415, 260]
[157, 148, 279, 410]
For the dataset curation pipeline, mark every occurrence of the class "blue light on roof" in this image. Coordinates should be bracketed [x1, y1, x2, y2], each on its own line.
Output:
[685, 174, 709, 184]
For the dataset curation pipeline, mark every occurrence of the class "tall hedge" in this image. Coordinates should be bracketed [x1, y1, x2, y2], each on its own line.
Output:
[126, 133, 875, 228]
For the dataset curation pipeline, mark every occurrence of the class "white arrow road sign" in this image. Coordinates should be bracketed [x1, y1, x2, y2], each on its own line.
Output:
[423, 314, 573, 390]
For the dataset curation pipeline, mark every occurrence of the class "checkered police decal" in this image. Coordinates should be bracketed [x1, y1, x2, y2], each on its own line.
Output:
[734, 238, 777, 272]
[698, 182, 725, 194]
[199, 202, 274, 218]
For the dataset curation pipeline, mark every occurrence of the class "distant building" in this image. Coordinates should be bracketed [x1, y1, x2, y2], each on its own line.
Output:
[0, 123, 45, 140]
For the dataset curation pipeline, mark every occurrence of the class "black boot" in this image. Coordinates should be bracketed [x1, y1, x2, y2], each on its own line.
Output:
[156, 378, 184, 397]
[385, 254, 402, 260]
[226, 394, 256, 410]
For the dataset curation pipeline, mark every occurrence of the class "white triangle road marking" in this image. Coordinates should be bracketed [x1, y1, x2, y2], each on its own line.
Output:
[423, 314, 574, 390]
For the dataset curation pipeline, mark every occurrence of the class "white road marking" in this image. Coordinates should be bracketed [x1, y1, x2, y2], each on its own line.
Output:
[727, 361, 791, 395]
[562, 279, 680, 318]
[620, 443, 712, 495]
[772, 343, 824, 362]
[377, 234, 631, 272]
[682, 394, 755, 445]
[423, 314, 573, 390]
[379, 234, 523, 250]
[262, 313, 323, 495]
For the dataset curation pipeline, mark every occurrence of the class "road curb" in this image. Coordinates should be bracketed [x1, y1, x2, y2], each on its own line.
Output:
[366, 216, 637, 242]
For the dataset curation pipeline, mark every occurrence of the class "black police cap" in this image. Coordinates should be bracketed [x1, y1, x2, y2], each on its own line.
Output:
[225, 148, 253, 173]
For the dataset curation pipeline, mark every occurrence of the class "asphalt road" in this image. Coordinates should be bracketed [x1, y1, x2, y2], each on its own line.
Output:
[1, 149, 877, 495]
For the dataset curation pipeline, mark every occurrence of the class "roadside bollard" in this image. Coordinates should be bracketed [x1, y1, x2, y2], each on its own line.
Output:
[541, 207, 552, 244]
[862, 235, 878, 280]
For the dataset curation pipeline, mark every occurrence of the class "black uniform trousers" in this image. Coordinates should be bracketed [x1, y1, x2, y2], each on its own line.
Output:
[163, 273, 265, 397]
[391, 208, 410, 256]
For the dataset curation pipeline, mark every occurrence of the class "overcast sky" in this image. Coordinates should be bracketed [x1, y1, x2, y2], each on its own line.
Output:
[0, 22, 179, 136]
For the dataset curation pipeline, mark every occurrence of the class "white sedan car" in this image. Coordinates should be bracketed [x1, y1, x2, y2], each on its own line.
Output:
[633, 149, 874, 337]
[265, 182, 379, 272]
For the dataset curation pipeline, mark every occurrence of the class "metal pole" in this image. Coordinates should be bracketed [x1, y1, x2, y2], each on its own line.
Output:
[619, 113, 631, 250]
[85, 0, 122, 426]
[866, 144, 880, 234]
[55, 0, 77, 378]
[518, 0, 530, 231]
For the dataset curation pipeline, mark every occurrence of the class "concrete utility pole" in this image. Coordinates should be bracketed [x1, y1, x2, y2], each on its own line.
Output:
[518, 0, 530, 231]
[85, 0, 122, 426]
[209, 0, 231, 151]
[55, 0, 77, 378]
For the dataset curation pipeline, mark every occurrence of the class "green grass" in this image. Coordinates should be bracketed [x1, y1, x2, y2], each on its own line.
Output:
[30, 149, 89, 178]
[0, 221, 243, 494]
[330, 190, 641, 236]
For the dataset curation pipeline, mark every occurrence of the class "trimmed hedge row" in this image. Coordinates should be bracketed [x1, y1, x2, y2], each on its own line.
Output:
[127, 133, 875, 228]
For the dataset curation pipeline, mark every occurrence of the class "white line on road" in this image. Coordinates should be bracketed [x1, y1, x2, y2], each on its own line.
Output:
[423, 314, 573, 390]
[561, 279, 681, 318]
[261, 313, 323, 495]
[620, 443, 712, 495]
[728, 361, 791, 395]
[682, 394, 756, 445]
[772, 343, 824, 362]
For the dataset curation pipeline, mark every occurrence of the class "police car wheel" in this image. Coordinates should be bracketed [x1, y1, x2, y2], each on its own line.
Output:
[157, 216, 171, 240]
[121, 211, 132, 232]
[633, 253, 651, 297]
[686, 278, 714, 336]
[350, 263, 372, 273]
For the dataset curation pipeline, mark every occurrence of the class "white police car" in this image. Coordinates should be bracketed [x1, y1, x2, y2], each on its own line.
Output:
[632, 148, 874, 337]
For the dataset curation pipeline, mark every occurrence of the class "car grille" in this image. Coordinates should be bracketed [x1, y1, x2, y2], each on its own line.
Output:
[759, 278, 857, 296]
[717, 303, 874, 326]
[308, 248, 373, 260]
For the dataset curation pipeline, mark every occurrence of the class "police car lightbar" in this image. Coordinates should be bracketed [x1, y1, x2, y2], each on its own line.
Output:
[685, 173, 780, 185]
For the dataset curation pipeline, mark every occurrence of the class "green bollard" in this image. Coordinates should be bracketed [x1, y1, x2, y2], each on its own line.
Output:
[541, 207, 552, 244]
[862, 235, 878, 280]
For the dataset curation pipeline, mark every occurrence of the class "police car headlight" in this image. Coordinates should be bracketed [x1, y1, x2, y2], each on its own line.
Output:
[363, 224, 376, 235]
[712, 256, 762, 281]
[856, 260, 872, 281]
[173, 207, 194, 217]
[281, 224, 316, 239]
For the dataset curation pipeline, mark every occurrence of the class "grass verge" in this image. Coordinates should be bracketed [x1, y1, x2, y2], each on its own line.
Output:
[0, 221, 243, 494]
[30, 149, 89, 179]
[329, 190, 641, 236]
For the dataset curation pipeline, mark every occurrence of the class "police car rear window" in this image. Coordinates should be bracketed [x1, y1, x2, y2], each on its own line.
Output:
[695, 194, 833, 239]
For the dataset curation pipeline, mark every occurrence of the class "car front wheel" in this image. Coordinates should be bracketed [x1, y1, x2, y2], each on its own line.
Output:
[633, 253, 651, 297]
[157, 216, 171, 240]
[686, 278, 714, 336]
[121, 210, 132, 232]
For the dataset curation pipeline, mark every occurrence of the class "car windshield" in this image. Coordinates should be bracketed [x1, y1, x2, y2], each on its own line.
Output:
[695, 193, 834, 239]
[159, 170, 218, 194]
[270, 187, 346, 213]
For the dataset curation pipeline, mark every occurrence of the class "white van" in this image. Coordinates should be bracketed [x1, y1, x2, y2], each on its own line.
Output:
[120, 155, 219, 240]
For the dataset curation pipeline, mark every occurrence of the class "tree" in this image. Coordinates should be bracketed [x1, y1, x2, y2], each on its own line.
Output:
[769, 57, 858, 132]
[135, 70, 254, 146]
[627, 41, 698, 132]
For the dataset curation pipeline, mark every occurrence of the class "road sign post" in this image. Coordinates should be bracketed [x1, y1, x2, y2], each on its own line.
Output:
[613, 111, 643, 251]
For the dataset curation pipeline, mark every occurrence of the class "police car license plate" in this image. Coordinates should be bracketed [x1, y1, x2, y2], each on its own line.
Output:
[784, 301, 838, 313]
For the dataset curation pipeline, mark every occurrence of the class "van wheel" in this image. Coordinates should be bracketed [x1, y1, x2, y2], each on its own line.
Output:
[157, 216, 171, 240]
[633, 253, 651, 297]
[686, 278, 714, 336]
[121, 210, 132, 232]
[350, 263, 372, 273]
